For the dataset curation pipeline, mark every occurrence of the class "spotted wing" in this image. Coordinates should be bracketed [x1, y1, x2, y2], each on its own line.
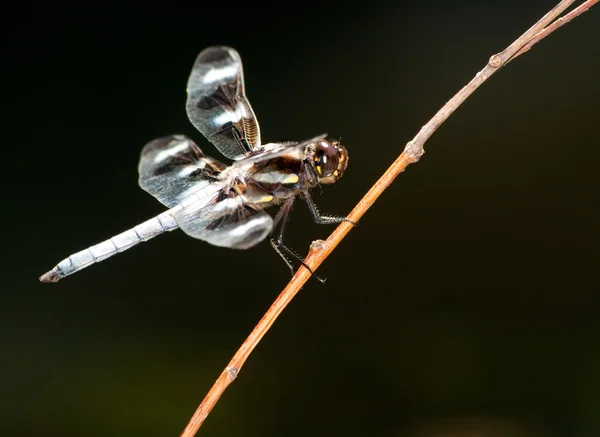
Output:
[186, 46, 262, 161]
[138, 134, 227, 208]
[174, 194, 273, 250]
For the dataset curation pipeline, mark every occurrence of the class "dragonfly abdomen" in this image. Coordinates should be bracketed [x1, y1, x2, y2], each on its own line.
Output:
[39, 209, 179, 283]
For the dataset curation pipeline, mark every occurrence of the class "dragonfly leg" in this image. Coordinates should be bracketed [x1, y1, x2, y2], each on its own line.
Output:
[302, 191, 357, 226]
[269, 197, 326, 284]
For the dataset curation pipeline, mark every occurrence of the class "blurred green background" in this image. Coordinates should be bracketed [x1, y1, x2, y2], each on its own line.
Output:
[4, 2, 600, 436]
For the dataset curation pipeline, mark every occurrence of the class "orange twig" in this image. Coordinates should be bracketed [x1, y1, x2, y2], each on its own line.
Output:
[179, 1, 595, 435]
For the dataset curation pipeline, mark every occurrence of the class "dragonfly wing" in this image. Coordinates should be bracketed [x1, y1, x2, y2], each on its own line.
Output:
[174, 195, 273, 250]
[186, 46, 262, 161]
[138, 134, 227, 207]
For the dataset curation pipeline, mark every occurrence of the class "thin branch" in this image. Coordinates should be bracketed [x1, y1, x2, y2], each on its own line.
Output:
[179, 1, 595, 435]
[509, 0, 598, 63]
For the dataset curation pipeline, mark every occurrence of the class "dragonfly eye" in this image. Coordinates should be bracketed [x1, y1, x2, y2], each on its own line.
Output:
[313, 140, 349, 184]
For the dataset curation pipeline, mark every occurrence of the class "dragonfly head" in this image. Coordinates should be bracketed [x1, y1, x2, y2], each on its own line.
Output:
[311, 138, 349, 185]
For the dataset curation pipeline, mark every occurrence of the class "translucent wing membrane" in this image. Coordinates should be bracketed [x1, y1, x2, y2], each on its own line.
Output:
[186, 46, 262, 161]
[175, 194, 273, 250]
[138, 134, 227, 207]
[138, 133, 273, 249]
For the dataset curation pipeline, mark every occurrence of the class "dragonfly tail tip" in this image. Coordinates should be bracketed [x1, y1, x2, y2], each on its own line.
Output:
[39, 268, 62, 284]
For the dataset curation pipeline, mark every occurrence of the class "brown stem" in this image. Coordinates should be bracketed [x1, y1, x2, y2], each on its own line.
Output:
[179, 1, 594, 435]
[508, 0, 599, 63]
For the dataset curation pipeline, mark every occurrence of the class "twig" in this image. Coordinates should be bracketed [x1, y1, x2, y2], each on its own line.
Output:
[179, 1, 595, 435]
[508, 0, 598, 63]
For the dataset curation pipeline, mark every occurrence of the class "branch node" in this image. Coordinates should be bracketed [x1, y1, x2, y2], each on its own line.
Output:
[404, 141, 425, 163]
[225, 367, 239, 381]
[310, 239, 326, 254]
[489, 54, 503, 68]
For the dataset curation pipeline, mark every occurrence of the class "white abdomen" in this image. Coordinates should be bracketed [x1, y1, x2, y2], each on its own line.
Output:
[39, 208, 180, 283]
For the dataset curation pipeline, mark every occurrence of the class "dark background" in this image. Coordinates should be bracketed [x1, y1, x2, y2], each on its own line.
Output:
[4, 2, 600, 436]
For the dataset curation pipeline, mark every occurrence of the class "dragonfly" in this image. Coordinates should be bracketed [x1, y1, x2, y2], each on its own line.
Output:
[40, 46, 350, 284]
